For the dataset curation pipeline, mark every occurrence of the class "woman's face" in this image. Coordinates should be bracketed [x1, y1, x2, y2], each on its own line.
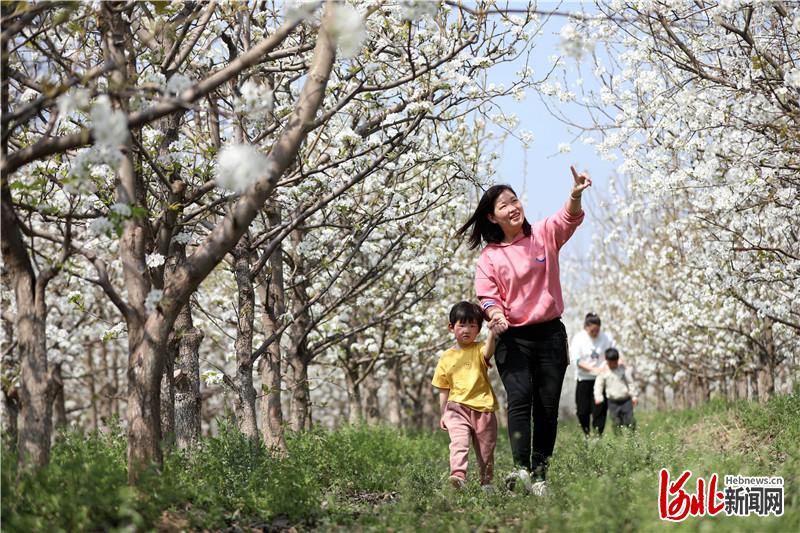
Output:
[488, 189, 524, 236]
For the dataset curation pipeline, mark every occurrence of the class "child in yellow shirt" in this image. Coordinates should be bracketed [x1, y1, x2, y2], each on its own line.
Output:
[432, 301, 497, 489]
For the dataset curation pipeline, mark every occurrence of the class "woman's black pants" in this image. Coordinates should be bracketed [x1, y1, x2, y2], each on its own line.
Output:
[495, 318, 569, 481]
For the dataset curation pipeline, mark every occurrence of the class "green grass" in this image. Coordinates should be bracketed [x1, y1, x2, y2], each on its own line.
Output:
[2, 393, 798, 532]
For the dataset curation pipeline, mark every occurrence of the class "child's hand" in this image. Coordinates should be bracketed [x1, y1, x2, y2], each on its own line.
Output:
[439, 416, 448, 431]
[488, 314, 508, 335]
[632, 398, 638, 407]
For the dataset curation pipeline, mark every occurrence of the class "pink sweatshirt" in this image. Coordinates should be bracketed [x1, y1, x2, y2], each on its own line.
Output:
[475, 206, 584, 327]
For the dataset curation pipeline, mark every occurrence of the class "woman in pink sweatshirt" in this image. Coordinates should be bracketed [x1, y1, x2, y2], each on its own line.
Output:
[457, 166, 591, 495]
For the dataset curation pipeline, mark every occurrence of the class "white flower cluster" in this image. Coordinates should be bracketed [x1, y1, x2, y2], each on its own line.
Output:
[146, 253, 166, 268]
[400, 0, 439, 21]
[216, 144, 268, 193]
[165, 74, 193, 96]
[558, 23, 595, 60]
[330, 3, 366, 58]
[201, 370, 224, 386]
[235, 80, 274, 120]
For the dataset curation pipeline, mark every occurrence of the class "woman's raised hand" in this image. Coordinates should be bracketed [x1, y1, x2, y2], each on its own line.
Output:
[570, 165, 592, 197]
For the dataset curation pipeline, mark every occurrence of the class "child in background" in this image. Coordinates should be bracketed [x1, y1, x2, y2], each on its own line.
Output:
[594, 348, 639, 432]
[432, 301, 498, 489]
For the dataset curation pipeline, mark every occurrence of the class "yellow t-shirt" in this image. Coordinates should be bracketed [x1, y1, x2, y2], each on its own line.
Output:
[431, 341, 497, 412]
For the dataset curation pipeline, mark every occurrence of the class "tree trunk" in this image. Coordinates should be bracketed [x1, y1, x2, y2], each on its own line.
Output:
[2, 190, 55, 468]
[173, 304, 203, 449]
[257, 205, 287, 451]
[749, 370, 759, 402]
[1, 32, 55, 470]
[160, 342, 176, 448]
[386, 356, 403, 427]
[421, 385, 437, 430]
[126, 315, 172, 482]
[52, 363, 67, 433]
[288, 357, 311, 432]
[1, 268, 20, 440]
[87, 343, 99, 431]
[232, 236, 259, 439]
[363, 371, 381, 425]
[344, 363, 363, 425]
[757, 319, 776, 402]
[655, 372, 666, 410]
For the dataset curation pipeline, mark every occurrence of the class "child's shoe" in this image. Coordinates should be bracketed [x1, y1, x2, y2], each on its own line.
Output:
[449, 475, 466, 489]
[481, 484, 496, 494]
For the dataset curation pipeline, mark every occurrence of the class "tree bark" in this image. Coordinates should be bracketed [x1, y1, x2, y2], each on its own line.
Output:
[363, 371, 381, 425]
[386, 356, 403, 427]
[344, 362, 363, 425]
[1, 6, 57, 470]
[757, 318, 776, 402]
[173, 303, 203, 449]
[52, 362, 67, 433]
[160, 341, 176, 448]
[232, 235, 259, 439]
[258, 203, 287, 451]
[1, 267, 20, 440]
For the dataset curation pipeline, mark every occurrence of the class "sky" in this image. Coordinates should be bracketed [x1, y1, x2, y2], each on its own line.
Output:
[482, 1, 618, 267]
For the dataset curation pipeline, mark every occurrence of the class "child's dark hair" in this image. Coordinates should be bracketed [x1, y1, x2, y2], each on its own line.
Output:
[605, 347, 619, 360]
[449, 301, 484, 326]
[584, 312, 601, 327]
[456, 184, 531, 249]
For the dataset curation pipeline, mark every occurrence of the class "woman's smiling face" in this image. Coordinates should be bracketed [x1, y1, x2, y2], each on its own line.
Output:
[488, 189, 525, 238]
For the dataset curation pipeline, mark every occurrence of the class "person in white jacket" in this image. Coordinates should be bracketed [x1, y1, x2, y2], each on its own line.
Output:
[594, 348, 638, 432]
[570, 313, 614, 436]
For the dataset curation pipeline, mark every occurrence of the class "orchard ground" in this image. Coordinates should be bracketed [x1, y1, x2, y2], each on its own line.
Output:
[3, 392, 798, 532]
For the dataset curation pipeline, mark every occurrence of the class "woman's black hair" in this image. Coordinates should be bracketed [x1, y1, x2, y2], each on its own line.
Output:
[449, 301, 484, 326]
[584, 313, 601, 327]
[456, 184, 531, 249]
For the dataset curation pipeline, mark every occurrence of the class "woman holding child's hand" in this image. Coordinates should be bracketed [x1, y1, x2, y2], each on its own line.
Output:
[458, 166, 590, 495]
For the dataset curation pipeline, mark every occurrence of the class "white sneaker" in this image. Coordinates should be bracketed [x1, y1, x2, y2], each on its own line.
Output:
[504, 468, 533, 493]
[481, 484, 496, 494]
[530, 480, 549, 497]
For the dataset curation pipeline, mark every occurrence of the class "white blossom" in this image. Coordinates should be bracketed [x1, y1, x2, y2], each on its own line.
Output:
[558, 23, 594, 60]
[236, 79, 274, 118]
[165, 74, 193, 95]
[89, 216, 114, 235]
[90, 95, 128, 150]
[330, 3, 366, 58]
[400, 0, 439, 21]
[216, 144, 268, 192]
[110, 203, 132, 217]
[785, 68, 800, 89]
[201, 370, 224, 386]
[146, 253, 166, 268]
[57, 88, 91, 119]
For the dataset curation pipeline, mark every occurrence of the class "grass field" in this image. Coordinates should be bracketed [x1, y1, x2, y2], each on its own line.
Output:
[3, 392, 798, 532]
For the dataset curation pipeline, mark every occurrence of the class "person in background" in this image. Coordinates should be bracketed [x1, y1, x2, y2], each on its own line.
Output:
[594, 347, 638, 432]
[571, 313, 614, 437]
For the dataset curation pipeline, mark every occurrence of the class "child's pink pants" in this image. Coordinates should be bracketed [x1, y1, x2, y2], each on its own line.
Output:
[443, 401, 497, 484]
